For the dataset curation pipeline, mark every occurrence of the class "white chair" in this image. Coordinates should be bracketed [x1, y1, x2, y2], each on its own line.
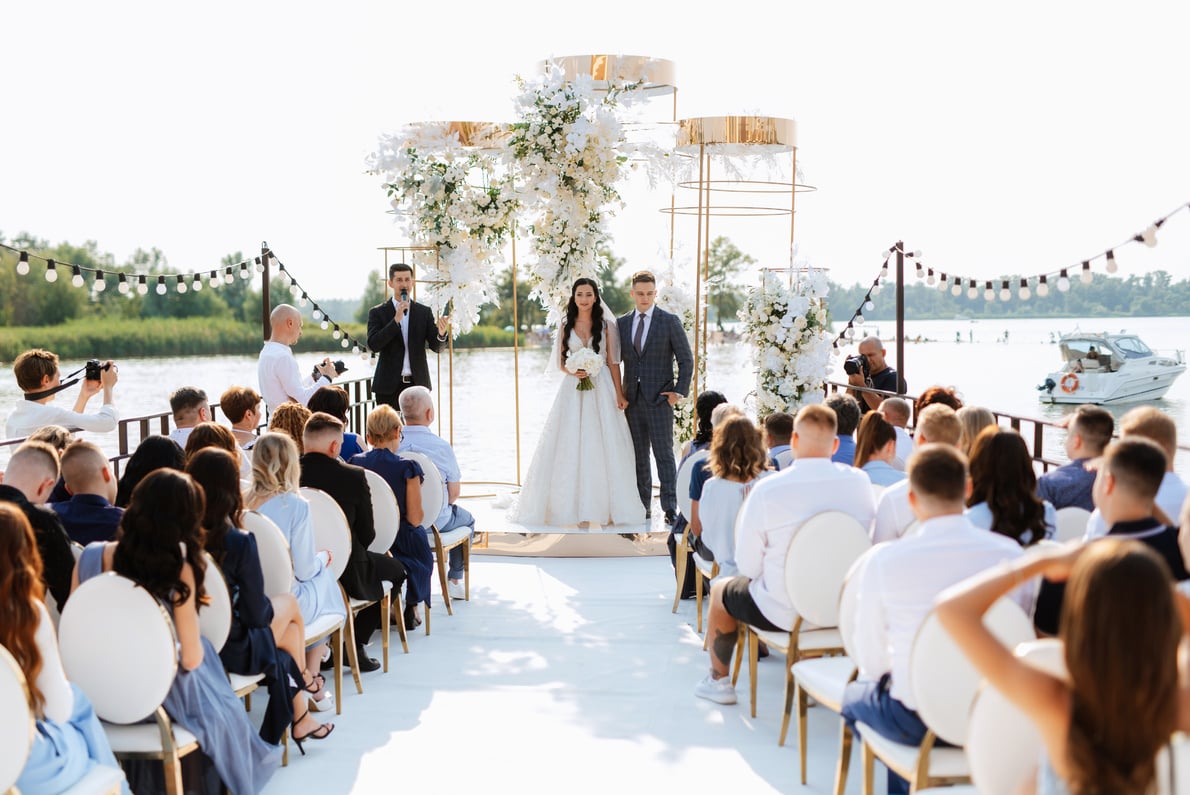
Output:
[363, 469, 401, 555]
[302, 487, 398, 694]
[857, 599, 1036, 794]
[672, 449, 711, 613]
[1054, 506, 1091, 543]
[59, 572, 199, 795]
[0, 643, 34, 793]
[401, 450, 470, 622]
[196, 553, 268, 719]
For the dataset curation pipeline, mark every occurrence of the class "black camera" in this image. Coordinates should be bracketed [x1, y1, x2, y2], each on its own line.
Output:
[312, 360, 349, 380]
[843, 354, 870, 378]
[84, 359, 111, 381]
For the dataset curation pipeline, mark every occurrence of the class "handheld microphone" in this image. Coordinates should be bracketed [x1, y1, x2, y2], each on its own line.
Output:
[400, 289, 409, 303]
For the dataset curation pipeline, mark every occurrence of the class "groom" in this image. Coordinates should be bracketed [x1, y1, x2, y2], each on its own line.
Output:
[618, 270, 694, 525]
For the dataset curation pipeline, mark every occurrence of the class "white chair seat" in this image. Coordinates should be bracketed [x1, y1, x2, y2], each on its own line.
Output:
[306, 613, 344, 639]
[790, 656, 855, 711]
[349, 579, 393, 611]
[918, 788, 976, 794]
[62, 764, 127, 795]
[692, 552, 715, 578]
[856, 721, 969, 779]
[104, 722, 199, 754]
[435, 527, 470, 548]
[228, 672, 265, 693]
[754, 626, 842, 653]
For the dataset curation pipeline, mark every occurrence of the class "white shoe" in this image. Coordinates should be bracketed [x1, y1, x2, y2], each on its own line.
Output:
[694, 673, 737, 704]
[447, 581, 466, 601]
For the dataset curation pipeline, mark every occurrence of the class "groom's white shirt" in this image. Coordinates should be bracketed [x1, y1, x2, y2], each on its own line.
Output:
[630, 306, 654, 350]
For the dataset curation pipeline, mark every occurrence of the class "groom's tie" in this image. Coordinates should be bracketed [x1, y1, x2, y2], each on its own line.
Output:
[633, 312, 645, 355]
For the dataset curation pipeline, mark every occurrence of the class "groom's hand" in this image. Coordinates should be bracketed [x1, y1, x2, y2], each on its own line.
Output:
[661, 391, 681, 406]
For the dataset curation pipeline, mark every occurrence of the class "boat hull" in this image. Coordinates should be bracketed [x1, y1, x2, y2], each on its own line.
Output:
[1039, 362, 1186, 405]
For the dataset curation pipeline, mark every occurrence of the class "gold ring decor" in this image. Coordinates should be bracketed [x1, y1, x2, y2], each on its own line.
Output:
[540, 54, 677, 95]
[676, 116, 797, 153]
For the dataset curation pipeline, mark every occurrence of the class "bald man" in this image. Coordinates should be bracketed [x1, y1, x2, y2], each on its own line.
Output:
[257, 303, 338, 410]
[0, 442, 75, 609]
[847, 335, 904, 413]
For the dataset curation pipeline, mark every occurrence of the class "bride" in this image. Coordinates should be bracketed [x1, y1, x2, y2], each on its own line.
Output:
[510, 278, 646, 527]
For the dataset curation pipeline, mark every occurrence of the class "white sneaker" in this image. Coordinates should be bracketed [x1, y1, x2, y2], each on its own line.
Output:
[694, 673, 737, 704]
[447, 581, 466, 601]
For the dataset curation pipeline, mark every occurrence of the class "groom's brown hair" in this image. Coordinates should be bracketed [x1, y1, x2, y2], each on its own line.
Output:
[630, 270, 656, 286]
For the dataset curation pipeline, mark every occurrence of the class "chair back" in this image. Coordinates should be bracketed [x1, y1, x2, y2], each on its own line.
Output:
[199, 552, 233, 652]
[1054, 506, 1091, 543]
[838, 544, 884, 659]
[242, 510, 295, 597]
[399, 451, 446, 530]
[59, 572, 178, 724]
[300, 487, 352, 579]
[909, 598, 1035, 747]
[967, 638, 1066, 795]
[677, 449, 711, 520]
[363, 469, 401, 553]
[784, 510, 872, 628]
[0, 644, 33, 793]
[774, 449, 794, 470]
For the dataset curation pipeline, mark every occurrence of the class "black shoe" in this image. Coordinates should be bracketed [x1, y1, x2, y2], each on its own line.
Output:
[664, 510, 677, 526]
[403, 604, 423, 630]
[354, 645, 381, 673]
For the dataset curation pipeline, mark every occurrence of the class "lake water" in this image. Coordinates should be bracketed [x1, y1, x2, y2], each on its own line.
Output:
[1, 315, 1187, 479]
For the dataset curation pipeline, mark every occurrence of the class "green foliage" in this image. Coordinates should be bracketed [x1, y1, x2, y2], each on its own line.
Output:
[705, 236, 753, 330]
[478, 267, 546, 332]
[452, 325, 515, 348]
[356, 270, 388, 323]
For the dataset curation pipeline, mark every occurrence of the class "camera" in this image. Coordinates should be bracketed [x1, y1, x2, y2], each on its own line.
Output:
[312, 360, 349, 380]
[84, 359, 112, 381]
[843, 354, 870, 378]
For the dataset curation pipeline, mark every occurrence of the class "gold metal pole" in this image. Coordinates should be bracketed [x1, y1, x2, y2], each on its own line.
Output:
[511, 219, 521, 486]
[789, 148, 797, 285]
[668, 88, 677, 262]
[701, 153, 711, 363]
[692, 144, 705, 399]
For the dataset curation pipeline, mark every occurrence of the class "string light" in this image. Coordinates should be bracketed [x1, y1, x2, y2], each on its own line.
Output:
[341, 338, 350, 349]
[156, 275, 168, 295]
[983, 281, 995, 301]
[45, 259, 58, 282]
[926, 268, 935, 286]
[967, 279, 978, 300]
[951, 277, 962, 296]
[312, 308, 322, 321]
[1080, 261, 1093, 285]
[175, 274, 187, 293]
[137, 275, 148, 295]
[1037, 275, 1050, 297]
[16, 251, 30, 275]
[94, 270, 106, 292]
[914, 262, 924, 279]
[332, 327, 342, 340]
[1105, 250, 1118, 273]
[1057, 269, 1070, 292]
[864, 300, 875, 312]
[71, 265, 84, 287]
[320, 320, 329, 330]
[254, 256, 264, 274]
[880, 259, 889, 279]
[855, 313, 865, 325]
[1000, 280, 1011, 301]
[299, 291, 308, 307]
[1018, 278, 1031, 300]
[118, 273, 130, 294]
[1140, 224, 1158, 247]
[352, 345, 360, 355]
[239, 262, 251, 280]
[224, 268, 235, 285]
[191, 274, 203, 291]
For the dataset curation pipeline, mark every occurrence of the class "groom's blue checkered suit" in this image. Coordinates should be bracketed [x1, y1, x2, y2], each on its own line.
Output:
[618, 306, 694, 514]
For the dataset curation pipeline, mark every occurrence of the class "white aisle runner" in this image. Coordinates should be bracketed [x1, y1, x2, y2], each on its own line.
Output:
[258, 556, 880, 794]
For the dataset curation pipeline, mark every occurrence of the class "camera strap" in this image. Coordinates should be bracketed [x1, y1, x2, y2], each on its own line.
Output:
[23, 364, 86, 402]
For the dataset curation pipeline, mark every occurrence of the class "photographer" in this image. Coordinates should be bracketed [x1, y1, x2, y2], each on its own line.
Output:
[258, 303, 339, 411]
[5, 349, 119, 439]
[846, 336, 903, 413]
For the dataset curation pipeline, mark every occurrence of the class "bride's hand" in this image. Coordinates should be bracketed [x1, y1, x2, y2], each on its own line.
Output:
[617, 393, 629, 410]
[574, 369, 588, 378]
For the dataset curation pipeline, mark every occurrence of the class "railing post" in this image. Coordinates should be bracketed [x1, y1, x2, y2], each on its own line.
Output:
[261, 241, 271, 341]
[895, 240, 906, 393]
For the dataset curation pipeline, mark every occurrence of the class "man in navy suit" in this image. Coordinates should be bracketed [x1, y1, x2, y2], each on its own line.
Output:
[618, 271, 694, 525]
[367, 264, 451, 409]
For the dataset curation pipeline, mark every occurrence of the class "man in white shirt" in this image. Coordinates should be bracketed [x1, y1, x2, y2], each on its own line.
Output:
[871, 404, 962, 544]
[167, 387, 209, 448]
[841, 444, 1025, 794]
[878, 396, 914, 471]
[694, 403, 875, 705]
[5, 349, 119, 440]
[258, 304, 338, 411]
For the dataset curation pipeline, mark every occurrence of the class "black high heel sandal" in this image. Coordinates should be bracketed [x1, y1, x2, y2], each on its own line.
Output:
[291, 709, 334, 755]
[303, 670, 326, 694]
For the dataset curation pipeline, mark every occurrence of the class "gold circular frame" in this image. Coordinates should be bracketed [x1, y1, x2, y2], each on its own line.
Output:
[676, 115, 797, 153]
[539, 54, 677, 96]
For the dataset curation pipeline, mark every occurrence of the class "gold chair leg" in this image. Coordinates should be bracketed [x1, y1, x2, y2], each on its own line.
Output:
[834, 722, 853, 795]
[778, 654, 796, 746]
[424, 602, 431, 636]
[695, 567, 704, 635]
[861, 740, 874, 795]
[340, 586, 364, 695]
[748, 630, 760, 718]
[463, 539, 470, 601]
[672, 531, 689, 613]
[282, 728, 289, 767]
[244, 691, 252, 711]
[434, 529, 453, 615]
[332, 626, 343, 715]
[796, 685, 808, 784]
[392, 587, 410, 654]
[730, 625, 746, 686]
[381, 593, 391, 673]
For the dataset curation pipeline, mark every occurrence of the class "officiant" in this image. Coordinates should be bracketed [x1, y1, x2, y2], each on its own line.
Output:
[367, 263, 451, 409]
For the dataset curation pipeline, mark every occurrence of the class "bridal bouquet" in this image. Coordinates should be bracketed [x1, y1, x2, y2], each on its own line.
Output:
[566, 347, 604, 391]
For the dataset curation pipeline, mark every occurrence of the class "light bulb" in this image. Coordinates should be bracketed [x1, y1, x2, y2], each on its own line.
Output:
[94, 271, 106, 292]
[176, 275, 187, 293]
[870, 283, 881, 296]
[951, 280, 962, 296]
[926, 270, 935, 286]
[224, 270, 235, 285]
[1057, 271, 1070, 292]
[298, 292, 308, 307]
[1000, 282, 1011, 301]
[984, 282, 995, 301]
[1018, 279, 1030, 300]
[915, 265, 924, 279]
[1141, 224, 1158, 247]
[312, 309, 322, 321]
[118, 274, 130, 294]
[855, 314, 865, 325]
[341, 338, 350, 349]
[1105, 250, 1118, 273]
[239, 265, 251, 280]
[1037, 277, 1050, 297]
[192, 275, 202, 291]
[332, 328, 342, 340]
[45, 261, 59, 282]
[967, 282, 978, 300]
[1080, 268, 1093, 285]
[156, 276, 167, 295]
[255, 258, 265, 273]
[137, 276, 148, 295]
[845, 326, 855, 339]
[864, 300, 875, 312]
[352, 345, 360, 355]
[290, 283, 302, 297]
[71, 266, 84, 287]
[880, 265, 889, 279]
[209, 271, 221, 288]
[16, 252, 30, 275]
[320, 320, 329, 330]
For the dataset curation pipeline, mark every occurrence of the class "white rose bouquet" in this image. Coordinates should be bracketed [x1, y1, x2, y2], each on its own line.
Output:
[565, 347, 604, 391]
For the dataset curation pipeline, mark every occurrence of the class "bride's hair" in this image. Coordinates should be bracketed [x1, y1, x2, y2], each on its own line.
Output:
[561, 278, 603, 366]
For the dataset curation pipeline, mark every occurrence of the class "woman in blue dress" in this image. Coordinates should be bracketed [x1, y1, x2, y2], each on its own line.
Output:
[350, 404, 433, 631]
[74, 469, 281, 794]
[855, 412, 907, 488]
[0, 503, 128, 795]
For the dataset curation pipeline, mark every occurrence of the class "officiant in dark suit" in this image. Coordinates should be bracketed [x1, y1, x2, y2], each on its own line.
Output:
[367, 263, 451, 409]
[618, 270, 694, 525]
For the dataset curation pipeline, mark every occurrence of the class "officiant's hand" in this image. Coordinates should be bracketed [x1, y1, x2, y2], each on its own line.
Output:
[661, 391, 681, 406]
[436, 315, 451, 337]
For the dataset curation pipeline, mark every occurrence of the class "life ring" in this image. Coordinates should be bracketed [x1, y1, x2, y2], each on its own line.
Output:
[1060, 373, 1079, 393]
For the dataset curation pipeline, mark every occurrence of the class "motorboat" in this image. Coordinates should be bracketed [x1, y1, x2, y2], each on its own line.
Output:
[1038, 331, 1186, 404]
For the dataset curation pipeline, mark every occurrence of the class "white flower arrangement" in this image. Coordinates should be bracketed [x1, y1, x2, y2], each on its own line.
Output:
[510, 62, 641, 324]
[739, 268, 835, 417]
[366, 127, 518, 334]
[655, 266, 703, 446]
[565, 346, 604, 391]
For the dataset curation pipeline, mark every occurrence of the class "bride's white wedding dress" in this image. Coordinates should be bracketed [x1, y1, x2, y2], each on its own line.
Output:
[510, 320, 646, 527]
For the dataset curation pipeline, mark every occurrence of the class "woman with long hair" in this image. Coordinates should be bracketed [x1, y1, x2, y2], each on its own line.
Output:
[695, 415, 769, 576]
[938, 539, 1186, 794]
[184, 421, 253, 481]
[956, 405, 997, 457]
[966, 426, 1055, 546]
[268, 401, 312, 454]
[1, 503, 127, 794]
[855, 411, 905, 487]
[186, 449, 332, 749]
[113, 434, 185, 508]
[73, 469, 281, 794]
[509, 278, 644, 527]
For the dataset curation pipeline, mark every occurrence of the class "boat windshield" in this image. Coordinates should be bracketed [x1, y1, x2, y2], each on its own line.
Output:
[1112, 336, 1153, 359]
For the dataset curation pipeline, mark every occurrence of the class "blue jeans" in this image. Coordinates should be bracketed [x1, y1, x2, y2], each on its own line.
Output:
[431, 503, 474, 580]
[840, 675, 930, 795]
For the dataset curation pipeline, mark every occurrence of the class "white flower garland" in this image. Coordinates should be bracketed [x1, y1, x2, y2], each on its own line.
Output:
[655, 270, 704, 447]
[739, 269, 835, 417]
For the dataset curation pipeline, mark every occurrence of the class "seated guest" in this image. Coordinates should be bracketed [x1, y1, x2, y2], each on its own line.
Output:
[965, 426, 1056, 546]
[245, 431, 345, 702]
[308, 386, 368, 461]
[219, 385, 264, 452]
[872, 404, 963, 543]
[300, 412, 407, 671]
[268, 401, 312, 454]
[841, 445, 1026, 794]
[1034, 437, 1189, 636]
[669, 390, 728, 598]
[855, 411, 905, 488]
[0, 442, 75, 610]
[72, 470, 282, 793]
[5, 348, 119, 439]
[694, 415, 769, 577]
[186, 449, 332, 748]
[113, 435, 186, 508]
[398, 386, 477, 601]
[877, 397, 914, 470]
[687, 403, 744, 543]
[694, 404, 875, 705]
[28, 425, 75, 503]
[762, 411, 793, 470]
[48, 440, 123, 545]
[0, 504, 128, 795]
[956, 405, 996, 457]
[1037, 404, 1113, 512]
[351, 405, 433, 630]
[913, 384, 963, 417]
[825, 393, 860, 466]
[167, 387, 210, 448]
[1085, 406, 1186, 538]
[184, 421, 251, 482]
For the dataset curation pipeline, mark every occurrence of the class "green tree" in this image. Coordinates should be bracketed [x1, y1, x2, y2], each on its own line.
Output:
[478, 266, 546, 331]
[356, 270, 388, 323]
[596, 248, 632, 316]
[705, 236, 753, 330]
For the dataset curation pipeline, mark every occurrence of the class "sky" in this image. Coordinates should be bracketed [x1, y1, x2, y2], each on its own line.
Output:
[3, 1, 1190, 306]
